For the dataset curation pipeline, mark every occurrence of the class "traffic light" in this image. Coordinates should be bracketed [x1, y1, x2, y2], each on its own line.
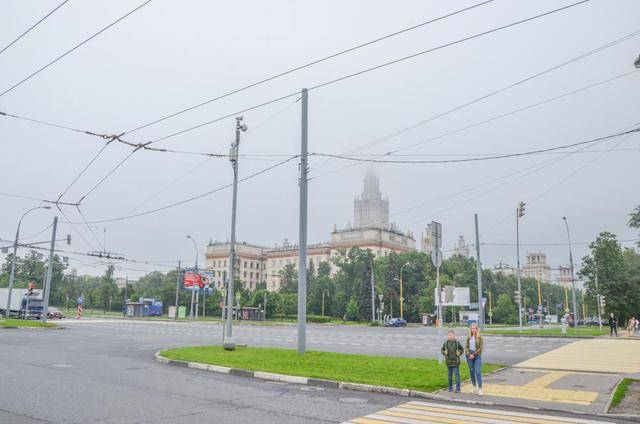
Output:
[517, 201, 526, 218]
[66, 234, 72, 245]
[514, 290, 522, 303]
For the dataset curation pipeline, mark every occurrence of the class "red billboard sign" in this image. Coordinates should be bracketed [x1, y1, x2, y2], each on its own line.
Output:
[183, 271, 204, 289]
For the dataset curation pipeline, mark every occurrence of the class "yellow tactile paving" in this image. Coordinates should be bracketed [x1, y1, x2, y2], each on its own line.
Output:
[458, 369, 599, 405]
[343, 401, 614, 424]
[514, 339, 640, 373]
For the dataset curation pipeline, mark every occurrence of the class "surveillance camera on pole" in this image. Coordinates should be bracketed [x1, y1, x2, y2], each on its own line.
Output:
[224, 116, 248, 351]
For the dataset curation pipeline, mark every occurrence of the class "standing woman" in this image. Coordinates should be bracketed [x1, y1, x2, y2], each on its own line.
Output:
[465, 323, 484, 396]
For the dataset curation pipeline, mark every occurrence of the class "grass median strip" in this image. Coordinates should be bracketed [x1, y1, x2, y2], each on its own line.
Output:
[0, 318, 58, 328]
[161, 346, 501, 393]
[484, 327, 609, 337]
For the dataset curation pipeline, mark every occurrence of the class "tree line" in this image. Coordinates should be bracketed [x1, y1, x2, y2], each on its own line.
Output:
[2, 204, 638, 323]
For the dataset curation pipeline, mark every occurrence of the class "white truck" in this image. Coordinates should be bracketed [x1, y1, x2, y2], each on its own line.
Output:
[0, 288, 28, 317]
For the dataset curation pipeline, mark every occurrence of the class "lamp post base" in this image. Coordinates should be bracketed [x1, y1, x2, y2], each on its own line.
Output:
[222, 338, 236, 351]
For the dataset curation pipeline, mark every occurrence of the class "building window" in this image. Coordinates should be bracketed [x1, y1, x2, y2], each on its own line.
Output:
[250, 272, 253, 279]
[244, 271, 247, 278]
[224, 260, 227, 267]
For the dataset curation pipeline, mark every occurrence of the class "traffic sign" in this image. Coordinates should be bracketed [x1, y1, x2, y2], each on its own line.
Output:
[77, 296, 84, 305]
[429, 221, 442, 250]
[431, 248, 443, 268]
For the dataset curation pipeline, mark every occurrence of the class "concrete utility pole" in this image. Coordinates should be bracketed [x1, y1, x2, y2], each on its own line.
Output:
[366, 254, 375, 323]
[474, 214, 484, 328]
[562, 217, 578, 327]
[41, 216, 57, 324]
[5, 205, 51, 318]
[516, 201, 525, 330]
[224, 116, 247, 350]
[297, 88, 309, 354]
[595, 273, 602, 330]
[174, 260, 181, 320]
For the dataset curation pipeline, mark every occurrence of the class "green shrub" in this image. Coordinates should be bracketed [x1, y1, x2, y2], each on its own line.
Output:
[307, 315, 331, 323]
[273, 314, 285, 320]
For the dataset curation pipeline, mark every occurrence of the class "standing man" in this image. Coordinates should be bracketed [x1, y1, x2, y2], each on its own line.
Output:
[608, 312, 618, 337]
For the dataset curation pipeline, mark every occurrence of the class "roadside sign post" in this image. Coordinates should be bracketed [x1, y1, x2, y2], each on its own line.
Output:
[429, 221, 443, 365]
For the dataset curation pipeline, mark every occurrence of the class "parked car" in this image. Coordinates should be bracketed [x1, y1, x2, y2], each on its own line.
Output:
[385, 317, 407, 327]
[47, 307, 65, 319]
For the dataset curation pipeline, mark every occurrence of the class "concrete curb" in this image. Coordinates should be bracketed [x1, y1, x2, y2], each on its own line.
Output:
[155, 352, 640, 419]
[154, 351, 505, 408]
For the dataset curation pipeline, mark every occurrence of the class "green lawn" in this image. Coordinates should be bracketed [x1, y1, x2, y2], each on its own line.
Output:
[484, 327, 609, 337]
[0, 318, 58, 328]
[160, 346, 502, 393]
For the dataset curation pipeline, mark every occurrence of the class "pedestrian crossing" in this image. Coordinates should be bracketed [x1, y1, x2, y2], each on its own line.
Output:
[342, 401, 614, 424]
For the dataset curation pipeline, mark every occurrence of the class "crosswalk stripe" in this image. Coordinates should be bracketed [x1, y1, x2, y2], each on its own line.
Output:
[345, 401, 614, 424]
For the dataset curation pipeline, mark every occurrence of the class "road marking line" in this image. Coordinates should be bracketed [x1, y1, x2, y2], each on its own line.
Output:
[346, 401, 613, 424]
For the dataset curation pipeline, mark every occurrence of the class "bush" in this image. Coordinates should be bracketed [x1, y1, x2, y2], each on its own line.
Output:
[369, 321, 381, 327]
[273, 314, 285, 320]
[307, 315, 331, 323]
[285, 314, 297, 320]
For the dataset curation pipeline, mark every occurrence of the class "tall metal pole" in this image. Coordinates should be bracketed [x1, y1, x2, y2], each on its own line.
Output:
[41, 216, 57, 323]
[224, 116, 246, 350]
[474, 214, 484, 328]
[367, 255, 375, 323]
[123, 275, 128, 317]
[516, 210, 523, 329]
[436, 263, 442, 365]
[5, 206, 50, 318]
[297, 88, 309, 354]
[563, 217, 578, 327]
[175, 260, 181, 320]
[187, 235, 198, 320]
[595, 273, 602, 330]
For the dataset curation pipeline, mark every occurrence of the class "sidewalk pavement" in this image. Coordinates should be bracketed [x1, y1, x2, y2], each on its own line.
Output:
[436, 338, 640, 415]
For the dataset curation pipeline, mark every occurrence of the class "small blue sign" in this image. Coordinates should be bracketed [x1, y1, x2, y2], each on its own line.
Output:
[77, 296, 84, 305]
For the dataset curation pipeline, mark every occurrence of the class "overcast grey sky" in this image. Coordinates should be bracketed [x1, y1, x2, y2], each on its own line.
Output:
[1, 0, 639, 279]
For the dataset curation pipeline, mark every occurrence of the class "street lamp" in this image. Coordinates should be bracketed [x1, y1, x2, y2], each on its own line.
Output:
[5, 205, 51, 318]
[365, 254, 375, 323]
[562, 217, 578, 327]
[186, 235, 199, 320]
[399, 262, 410, 319]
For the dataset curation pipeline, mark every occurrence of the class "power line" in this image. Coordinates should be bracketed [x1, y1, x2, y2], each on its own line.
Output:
[0, 0, 153, 98]
[77, 148, 139, 203]
[62, 155, 299, 225]
[307, 68, 639, 181]
[136, 0, 590, 150]
[0, 0, 70, 56]
[123, 0, 494, 135]
[310, 128, 640, 164]
[76, 205, 106, 252]
[0, 190, 79, 206]
[402, 123, 627, 228]
[56, 138, 116, 203]
[1, 1, 597, 160]
[481, 239, 640, 247]
[481, 122, 640, 235]
[310, 26, 640, 175]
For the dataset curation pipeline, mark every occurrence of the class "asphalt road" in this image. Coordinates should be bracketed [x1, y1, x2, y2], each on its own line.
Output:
[61, 318, 573, 365]
[0, 321, 625, 424]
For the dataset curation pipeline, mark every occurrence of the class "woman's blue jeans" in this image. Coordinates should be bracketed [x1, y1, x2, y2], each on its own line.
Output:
[466, 352, 482, 388]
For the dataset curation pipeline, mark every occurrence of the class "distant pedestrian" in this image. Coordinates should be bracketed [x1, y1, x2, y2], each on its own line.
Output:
[342, 314, 347, 324]
[635, 317, 639, 337]
[609, 313, 618, 337]
[465, 323, 484, 396]
[628, 317, 637, 338]
[441, 330, 464, 393]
